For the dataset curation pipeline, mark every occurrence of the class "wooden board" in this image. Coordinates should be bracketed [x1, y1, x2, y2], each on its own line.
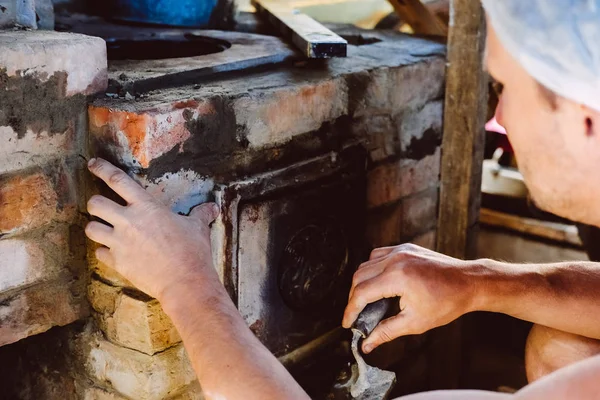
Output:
[480, 208, 583, 247]
[252, 0, 347, 58]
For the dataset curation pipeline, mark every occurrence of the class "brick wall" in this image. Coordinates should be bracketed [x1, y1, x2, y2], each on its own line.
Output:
[1, 26, 445, 399]
[83, 30, 445, 398]
[0, 30, 106, 346]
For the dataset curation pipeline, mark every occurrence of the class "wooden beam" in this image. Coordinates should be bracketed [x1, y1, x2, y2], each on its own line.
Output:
[429, 0, 487, 391]
[480, 209, 583, 247]
[437, 0, 488, 259]
[252, 0, 347, 58]
[387, 0, 448, 36]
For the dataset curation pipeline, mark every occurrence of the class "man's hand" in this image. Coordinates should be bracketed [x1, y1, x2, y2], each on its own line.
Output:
[342, 244, 481, 354]
[85, 158, 220, 301]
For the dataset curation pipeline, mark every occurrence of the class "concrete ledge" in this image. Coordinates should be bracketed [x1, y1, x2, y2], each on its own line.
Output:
[0, 30, 107, 95]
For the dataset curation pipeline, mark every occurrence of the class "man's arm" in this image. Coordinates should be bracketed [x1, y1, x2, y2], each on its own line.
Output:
[343, 244, 600, 353]
[85, 158, 309, 400]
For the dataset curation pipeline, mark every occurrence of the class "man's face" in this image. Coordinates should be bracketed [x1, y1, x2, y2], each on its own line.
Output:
[485, 22, 600, 225]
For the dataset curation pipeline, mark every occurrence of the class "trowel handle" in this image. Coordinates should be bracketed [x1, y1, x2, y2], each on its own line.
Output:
[352, 298, 394, 338]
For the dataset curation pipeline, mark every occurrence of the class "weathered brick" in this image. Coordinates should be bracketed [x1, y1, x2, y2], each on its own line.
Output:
[0, 30, 107, 95]
[402, 188, 439, 239]
[86, 335, 195, 400]
[0, 126, 79, 176]
[234, 77, 348, 149]
[0, 30, 105, 175]
[0, 227, 77, 294]
[396, 100, 443, 156]
[350, 114, 397, 163]
[353, 59, 445, 117]
[89, 278, 181, 355]
[0, 170, 77, 236]
[88, 101, 215, 169]
[88, 278, 121, 315]
[366, 202, 403, 249]
[0, 279, 88, 346]
[367, 147, 441, 208]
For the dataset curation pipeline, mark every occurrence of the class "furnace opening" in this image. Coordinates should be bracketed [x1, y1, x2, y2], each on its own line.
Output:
[106, 33, 232, 60]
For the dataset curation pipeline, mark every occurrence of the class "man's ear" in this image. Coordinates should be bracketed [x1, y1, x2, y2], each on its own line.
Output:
[582, 106, 600, 137]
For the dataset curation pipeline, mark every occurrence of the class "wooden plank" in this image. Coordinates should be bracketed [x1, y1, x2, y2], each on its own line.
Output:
[437, 0, 487, 259]
[480, 208, 583, 247]
[252, 0, 347, 58]
[387, 0, 448, 36]
[430, 0, 487, 391]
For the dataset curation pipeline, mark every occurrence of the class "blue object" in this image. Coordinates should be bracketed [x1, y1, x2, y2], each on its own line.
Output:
[111, 0, 220, 27]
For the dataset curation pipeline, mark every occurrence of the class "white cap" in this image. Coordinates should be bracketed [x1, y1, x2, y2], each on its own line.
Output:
[482, 0, 600, 111]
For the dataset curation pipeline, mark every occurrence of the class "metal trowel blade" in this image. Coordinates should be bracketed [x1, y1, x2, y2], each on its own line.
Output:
[348, 330, 396, 400]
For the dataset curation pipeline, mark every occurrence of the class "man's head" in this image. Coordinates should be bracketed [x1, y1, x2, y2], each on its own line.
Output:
[483, 0, 600, 226]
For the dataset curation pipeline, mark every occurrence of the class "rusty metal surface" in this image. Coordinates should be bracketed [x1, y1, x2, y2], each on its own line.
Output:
[252, 0, 347, 58]
[212, 146, 367, 357]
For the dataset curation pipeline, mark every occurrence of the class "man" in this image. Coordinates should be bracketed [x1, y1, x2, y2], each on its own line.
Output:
[84, 1, 600, 398]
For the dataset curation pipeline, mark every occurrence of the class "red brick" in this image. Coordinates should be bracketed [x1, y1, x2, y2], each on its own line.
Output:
[234, 77, 348, 149]
[367, 148, 441, 208]
[0, 172, 65, 236]
[0, 279, 88, 347]
[89, 99, 219, 169]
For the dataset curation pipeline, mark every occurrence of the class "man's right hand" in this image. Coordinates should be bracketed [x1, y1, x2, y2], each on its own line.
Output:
[342, 244, 484, 354]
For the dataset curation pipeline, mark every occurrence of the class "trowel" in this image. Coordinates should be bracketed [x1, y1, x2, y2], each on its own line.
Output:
[330, 298, 397, 400]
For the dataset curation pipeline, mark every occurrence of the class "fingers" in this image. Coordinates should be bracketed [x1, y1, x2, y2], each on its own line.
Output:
[189, 203, 220, 225]
[95, 246, 115, 267]
[88, 158, 151, 204]
[369, 246, 396, 261]
[85, 221, 115, 247]
[342, 273, 402, 328]
[348, 262, 386, 303]
[87, 195, 126, 225]
[362, 313, 414, 353]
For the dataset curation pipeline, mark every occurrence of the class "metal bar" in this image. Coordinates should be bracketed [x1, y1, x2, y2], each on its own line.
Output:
[252, 0, 347, 58]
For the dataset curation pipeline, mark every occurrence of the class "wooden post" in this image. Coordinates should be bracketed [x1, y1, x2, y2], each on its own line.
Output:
[430, 0, 488, 390]
[437, 0, 487, 260]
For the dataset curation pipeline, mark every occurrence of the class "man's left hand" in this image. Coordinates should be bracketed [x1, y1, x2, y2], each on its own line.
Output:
[85, 158, 220, 302]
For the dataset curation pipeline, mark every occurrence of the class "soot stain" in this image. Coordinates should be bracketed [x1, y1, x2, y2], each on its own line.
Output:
[345, 72, 372, 117]
[0, 69, 86, 138]
[403, 127, 442, 160]
[143, 114, 354, 183]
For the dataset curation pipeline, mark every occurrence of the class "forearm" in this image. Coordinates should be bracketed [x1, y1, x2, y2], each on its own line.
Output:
[160, 274, 309, 400]
[472, 259, 600, 338]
